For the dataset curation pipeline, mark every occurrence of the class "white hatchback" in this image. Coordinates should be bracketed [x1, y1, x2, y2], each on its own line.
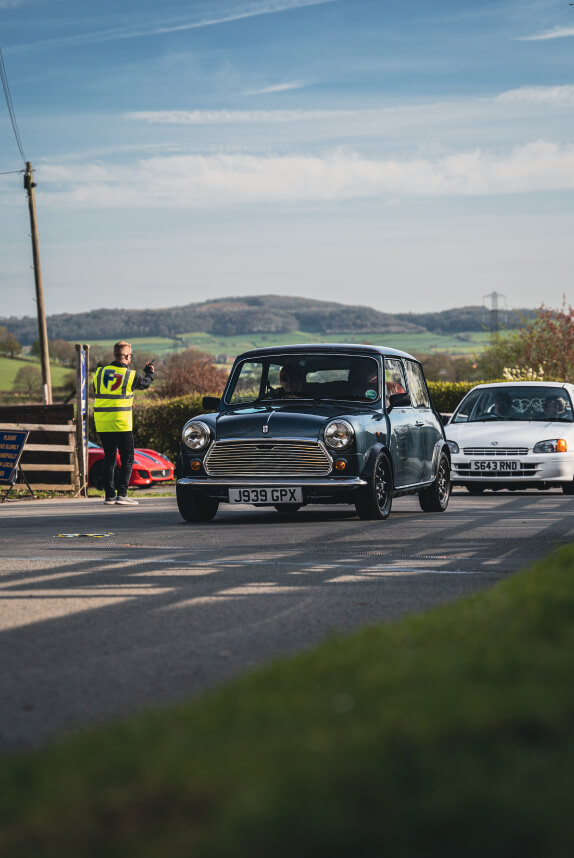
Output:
[445, 382, 574, 494]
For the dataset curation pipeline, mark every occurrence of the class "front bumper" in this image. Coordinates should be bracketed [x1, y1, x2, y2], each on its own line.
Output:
[177, 476, 367, 503]
[451, 454, 574, 485]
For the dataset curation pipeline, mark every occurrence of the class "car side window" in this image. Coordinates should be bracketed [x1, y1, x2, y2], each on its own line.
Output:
[384, 359, 408, 406]
[405, 361, 430, 408]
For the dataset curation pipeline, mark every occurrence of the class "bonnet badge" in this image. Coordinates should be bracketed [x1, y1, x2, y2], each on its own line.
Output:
[262, 425, 269, 433]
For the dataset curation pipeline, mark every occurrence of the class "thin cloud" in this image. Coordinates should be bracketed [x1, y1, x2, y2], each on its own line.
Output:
[496, 85, 574, 105]
[517, 26, 574, 42]
[6, 0, 337, 54]
[243, 81, 308, 95]
[37, 142, 574, 209]
[125, 108, 358, 125]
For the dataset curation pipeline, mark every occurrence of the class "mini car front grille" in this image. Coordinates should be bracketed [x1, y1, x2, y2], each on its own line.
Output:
[462, 447, 529, 456]
[204, 440, 333, 477]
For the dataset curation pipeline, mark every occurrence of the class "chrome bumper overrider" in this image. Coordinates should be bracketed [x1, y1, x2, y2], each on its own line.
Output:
[177, 477, 367, 489]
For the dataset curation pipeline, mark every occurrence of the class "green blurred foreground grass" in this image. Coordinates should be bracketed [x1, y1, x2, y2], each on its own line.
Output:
[2, 545, 574, 857]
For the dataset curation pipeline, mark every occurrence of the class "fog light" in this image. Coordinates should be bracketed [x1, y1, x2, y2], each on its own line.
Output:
[190, 460, 202, 471]
[334, 459, 347, 471]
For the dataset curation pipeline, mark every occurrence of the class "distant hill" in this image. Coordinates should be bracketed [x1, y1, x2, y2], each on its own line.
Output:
[0, 295, 535, 346]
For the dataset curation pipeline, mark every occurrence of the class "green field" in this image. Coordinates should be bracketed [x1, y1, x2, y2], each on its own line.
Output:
[89, 329, 491, 361]
[0, 356, 74, 391]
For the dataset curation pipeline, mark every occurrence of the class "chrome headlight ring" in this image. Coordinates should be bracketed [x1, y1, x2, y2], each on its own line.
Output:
[324, 419, 355, 451]
[182, 420, 211, 451]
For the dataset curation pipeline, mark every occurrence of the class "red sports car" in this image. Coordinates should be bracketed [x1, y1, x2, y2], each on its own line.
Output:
[88, 442, 174, 490]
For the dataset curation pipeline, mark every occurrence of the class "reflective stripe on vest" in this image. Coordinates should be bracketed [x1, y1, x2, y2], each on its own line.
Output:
[93, 365, 137, 432]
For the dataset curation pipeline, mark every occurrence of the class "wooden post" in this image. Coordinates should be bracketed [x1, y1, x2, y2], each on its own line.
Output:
[24, 162, 52, 404]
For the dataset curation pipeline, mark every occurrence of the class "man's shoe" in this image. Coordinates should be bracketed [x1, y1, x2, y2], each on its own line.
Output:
[104, 496, 117, 505]
[115, 495, 139, 506]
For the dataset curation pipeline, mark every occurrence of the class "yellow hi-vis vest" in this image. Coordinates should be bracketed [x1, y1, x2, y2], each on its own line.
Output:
[93, 364, 137, 432]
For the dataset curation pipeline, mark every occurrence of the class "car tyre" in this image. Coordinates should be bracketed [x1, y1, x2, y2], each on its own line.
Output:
[274, 504, 302, 515]
[176, 484, 219, 522]
[562, 479, 574, 495]
[355, 453, 393, 520]
[419, 453, 451, 513]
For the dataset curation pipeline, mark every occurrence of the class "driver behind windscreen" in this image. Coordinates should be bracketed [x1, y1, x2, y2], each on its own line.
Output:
[279, 364, 305, 396]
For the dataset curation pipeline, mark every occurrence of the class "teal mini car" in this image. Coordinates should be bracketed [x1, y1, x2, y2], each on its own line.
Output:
[175, 344, 451, 522]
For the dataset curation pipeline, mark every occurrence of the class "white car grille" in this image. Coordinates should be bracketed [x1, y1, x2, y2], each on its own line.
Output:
[462, 447, 529, 456]
[204, 440, 333, 477]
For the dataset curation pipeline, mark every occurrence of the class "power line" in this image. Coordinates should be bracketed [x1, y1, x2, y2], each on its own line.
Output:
[0, 46, 27, 164]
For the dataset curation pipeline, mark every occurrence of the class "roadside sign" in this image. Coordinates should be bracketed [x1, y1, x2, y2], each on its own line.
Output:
[0, 430, 29, 484]
[0, 429, 33, 500]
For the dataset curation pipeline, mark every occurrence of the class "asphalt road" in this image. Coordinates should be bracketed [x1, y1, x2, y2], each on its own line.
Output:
[1, 489, 573, 751]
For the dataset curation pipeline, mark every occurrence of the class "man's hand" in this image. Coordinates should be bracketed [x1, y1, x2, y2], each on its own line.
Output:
[144, 361, 155, 374]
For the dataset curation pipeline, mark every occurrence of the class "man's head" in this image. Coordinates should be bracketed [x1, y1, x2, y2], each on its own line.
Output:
[280, 364, 305, 394]
[492, 392, 512, 416]
[113, 341, 132, 365]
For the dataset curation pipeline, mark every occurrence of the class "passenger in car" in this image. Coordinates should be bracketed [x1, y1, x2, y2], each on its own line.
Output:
[543, 396, 566, 418]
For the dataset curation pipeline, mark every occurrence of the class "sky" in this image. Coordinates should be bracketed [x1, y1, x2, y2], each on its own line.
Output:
[0, 0, 573, 320]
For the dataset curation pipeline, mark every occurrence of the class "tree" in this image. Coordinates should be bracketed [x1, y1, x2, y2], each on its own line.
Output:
[13, 365, 43, 398]
[154, 348, 227, 398]
[477, 300, 574, 381]
[0, 327, 22, 358]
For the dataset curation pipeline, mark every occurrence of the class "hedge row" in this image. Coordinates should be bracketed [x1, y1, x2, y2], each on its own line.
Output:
[124, 382, 491, 463]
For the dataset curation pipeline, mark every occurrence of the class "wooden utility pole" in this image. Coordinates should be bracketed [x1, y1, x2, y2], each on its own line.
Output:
[24, 161, 52, 404]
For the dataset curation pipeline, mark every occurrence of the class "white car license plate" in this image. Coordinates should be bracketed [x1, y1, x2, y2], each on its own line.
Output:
[228, 487, 303, 504]
[470, 460, 519, 472]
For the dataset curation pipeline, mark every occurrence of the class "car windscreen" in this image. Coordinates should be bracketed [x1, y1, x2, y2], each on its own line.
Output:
[225, 354, 380, 405]
[451, 386, 574, 423]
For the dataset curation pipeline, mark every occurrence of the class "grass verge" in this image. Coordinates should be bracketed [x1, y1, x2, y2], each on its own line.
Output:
[1, 545, 574, 857]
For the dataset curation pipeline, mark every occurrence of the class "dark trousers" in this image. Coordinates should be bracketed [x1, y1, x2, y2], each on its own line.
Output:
[99, 431, 134, 498]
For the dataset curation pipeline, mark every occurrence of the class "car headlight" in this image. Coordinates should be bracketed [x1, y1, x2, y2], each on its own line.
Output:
[324, 419, 354, 450]
[533, 439, 567, 453]
[182, 421, 211, 451]
[446, 440, 459, 454]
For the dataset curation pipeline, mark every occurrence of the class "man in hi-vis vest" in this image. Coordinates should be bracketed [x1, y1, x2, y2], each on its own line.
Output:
[93, 341, 154, 505]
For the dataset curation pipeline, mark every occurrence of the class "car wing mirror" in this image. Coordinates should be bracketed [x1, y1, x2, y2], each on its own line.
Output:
[202, 396, 221, 410]
[387, 392, 411, 412]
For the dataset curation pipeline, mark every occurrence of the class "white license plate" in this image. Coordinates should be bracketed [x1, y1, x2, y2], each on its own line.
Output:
[470, 460, 519, 472]
[228, 487, 303, 504]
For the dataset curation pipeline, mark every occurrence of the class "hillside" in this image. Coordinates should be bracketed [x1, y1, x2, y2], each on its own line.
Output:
[0, 296, 534, 346]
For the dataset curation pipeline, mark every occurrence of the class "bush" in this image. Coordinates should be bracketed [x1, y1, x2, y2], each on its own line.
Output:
[427, 381, 480, 414]
[131, 394, 210, 462]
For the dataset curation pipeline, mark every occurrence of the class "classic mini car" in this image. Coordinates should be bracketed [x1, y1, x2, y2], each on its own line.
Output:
[445, 381, 574, 494]
[88, 441, 174, 489]
[175, 344, 451, 522]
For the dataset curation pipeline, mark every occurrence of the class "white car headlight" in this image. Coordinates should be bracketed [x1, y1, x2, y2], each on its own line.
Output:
[533, 439, 567, 454]
[324, 419, 354, 450]
[182, 421, 211, 450]
[446, 440, 459, 454]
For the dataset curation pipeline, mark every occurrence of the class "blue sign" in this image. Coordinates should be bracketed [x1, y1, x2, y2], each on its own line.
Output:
[0, 430, 29, 484]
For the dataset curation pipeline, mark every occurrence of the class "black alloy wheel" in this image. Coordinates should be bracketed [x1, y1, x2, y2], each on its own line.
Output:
[355, 453, 393, 520]
[176, 484, 219, 522]
[418, 453, 451, 512]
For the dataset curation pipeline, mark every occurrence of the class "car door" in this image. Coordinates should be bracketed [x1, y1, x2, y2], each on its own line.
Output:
[404, 360, 442, 483]
[384, 358, 421, 487]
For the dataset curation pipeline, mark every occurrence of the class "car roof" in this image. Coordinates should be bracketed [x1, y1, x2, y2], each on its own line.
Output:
[466, 381, 574, 392]
[234, 343, 417, 362]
